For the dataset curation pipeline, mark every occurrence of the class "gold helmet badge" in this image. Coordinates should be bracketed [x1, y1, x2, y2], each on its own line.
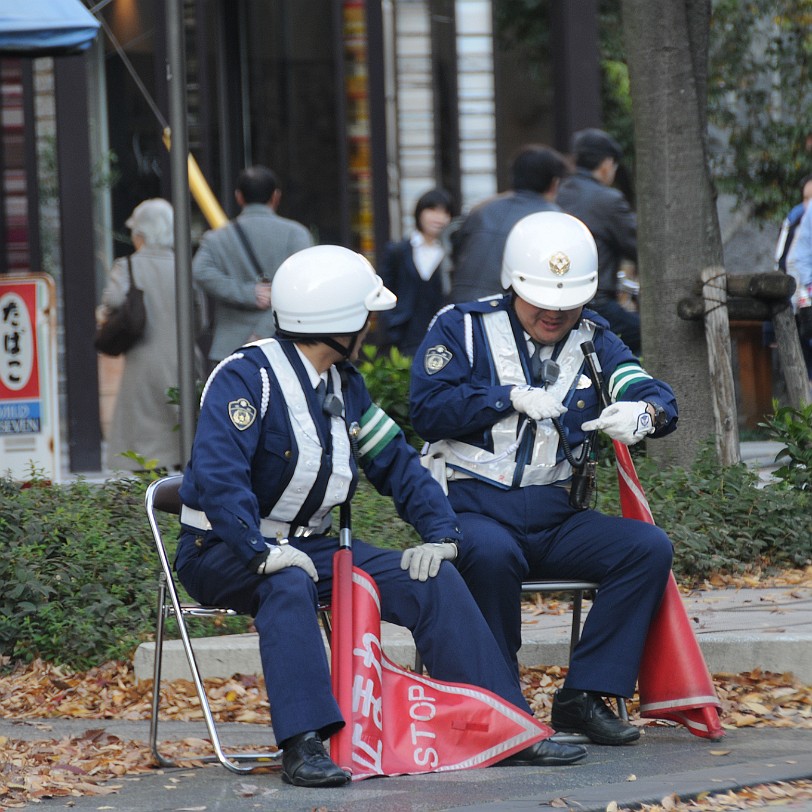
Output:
[549, 251, 571, 276]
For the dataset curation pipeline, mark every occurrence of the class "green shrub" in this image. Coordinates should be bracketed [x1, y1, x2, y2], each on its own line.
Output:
[356, 344, 422, 449]
[758, 401, 812, 491]
[0, 473, 251, 671]
[0, 476, 157, 669]
[595, 442, 812, 583]
[1, 413, 810, 670]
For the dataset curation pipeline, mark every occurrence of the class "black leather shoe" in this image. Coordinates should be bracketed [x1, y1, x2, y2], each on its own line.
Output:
[499, 738, 587, 766]
[551, 690, 640, 745]
[281, 731, 351, 787]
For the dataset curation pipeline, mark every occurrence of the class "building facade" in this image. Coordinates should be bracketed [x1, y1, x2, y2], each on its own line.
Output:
[0, 0, 601, 473]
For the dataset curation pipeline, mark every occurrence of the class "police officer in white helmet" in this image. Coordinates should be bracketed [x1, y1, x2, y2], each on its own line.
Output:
[410, 212, 677, 745]
[176, 244, 586, 788]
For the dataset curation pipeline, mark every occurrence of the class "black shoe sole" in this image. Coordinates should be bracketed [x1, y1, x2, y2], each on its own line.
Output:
[281, 770, 351, 787]
[501, 752, 587, 767]
[551, 722, 640, 746]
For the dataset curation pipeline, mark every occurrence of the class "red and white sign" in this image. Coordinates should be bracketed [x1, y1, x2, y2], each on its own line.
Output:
[330, 556, 551, 780]
[613, 441, 724, 740]
[0, 275, 60, 481]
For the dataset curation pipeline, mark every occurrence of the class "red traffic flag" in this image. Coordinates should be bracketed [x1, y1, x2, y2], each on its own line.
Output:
[613, 441, 724, 741]
[330, 556, 552, 780]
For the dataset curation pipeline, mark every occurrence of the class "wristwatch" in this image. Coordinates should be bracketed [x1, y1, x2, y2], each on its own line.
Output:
[645, 402, 668, 430]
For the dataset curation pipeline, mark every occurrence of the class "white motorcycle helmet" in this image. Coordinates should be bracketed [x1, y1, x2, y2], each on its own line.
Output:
[273, 245, 396, 339]
[501, 212, 599, 310]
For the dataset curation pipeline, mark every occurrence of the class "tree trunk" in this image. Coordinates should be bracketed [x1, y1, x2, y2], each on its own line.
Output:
[621, 0, 727, 467]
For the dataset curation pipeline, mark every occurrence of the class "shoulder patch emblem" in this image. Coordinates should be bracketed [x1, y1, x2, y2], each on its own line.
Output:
[228, 398, 257, 430]
[424, 344, 453, 375]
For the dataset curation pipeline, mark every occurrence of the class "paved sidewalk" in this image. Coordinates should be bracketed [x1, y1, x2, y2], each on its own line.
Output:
[8, 723, 809, 812]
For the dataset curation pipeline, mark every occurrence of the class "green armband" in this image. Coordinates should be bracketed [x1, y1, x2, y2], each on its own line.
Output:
[357, 403, 400, 463]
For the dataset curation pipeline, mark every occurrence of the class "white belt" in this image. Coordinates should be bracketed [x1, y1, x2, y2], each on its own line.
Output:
[180, 505, 332, 540]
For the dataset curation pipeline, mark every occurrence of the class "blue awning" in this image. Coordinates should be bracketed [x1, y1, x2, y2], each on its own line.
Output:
[0, 0, 100, 56]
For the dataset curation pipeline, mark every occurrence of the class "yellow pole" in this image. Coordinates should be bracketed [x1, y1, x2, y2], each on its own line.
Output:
[163, 127, 228, 229]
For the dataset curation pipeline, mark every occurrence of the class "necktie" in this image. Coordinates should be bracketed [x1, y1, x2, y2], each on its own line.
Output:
[315, 379, 327, 410]
[530, 341, 544, 385]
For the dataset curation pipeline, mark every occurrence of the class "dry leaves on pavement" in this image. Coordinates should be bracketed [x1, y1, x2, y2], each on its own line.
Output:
[520, 665, 812, 730]
[0, 659, 810, 808]
[0, 727, 273, 809]
[0, 567, 810, 808]
[612, 779, 812, 811]
[1, 659, 810, 731]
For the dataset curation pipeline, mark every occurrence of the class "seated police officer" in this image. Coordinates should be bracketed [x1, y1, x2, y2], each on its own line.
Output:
[176, 245, 586, 788]
[410, 212, 677, 746]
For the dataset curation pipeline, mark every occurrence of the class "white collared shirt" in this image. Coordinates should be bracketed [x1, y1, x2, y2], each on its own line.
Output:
[293, 344, 329, 391]
[410, 231, 445, 281]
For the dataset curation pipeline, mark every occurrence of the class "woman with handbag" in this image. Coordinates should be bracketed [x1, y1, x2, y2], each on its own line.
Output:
[98, 198, 182, 472]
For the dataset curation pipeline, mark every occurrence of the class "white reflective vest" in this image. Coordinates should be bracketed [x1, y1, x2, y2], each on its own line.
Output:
[257, 339, 353, 527]
[426, 310, 596, 489]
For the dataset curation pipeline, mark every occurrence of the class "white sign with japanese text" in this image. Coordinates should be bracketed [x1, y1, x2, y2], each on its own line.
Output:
[0, 275, 61, 481]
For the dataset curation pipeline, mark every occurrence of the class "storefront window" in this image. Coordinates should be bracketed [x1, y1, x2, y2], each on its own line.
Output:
[241, 0, 345, 245]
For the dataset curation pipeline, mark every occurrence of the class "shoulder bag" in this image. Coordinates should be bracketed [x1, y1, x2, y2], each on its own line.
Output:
[94, 255, 147, 356]
[232, 221, 269, 282]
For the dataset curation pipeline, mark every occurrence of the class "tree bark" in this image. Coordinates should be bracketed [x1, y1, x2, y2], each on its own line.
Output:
[701, 266, 740, 465]
[772, 305, 811, 408]
[678, 297, 772, 322]
[621, 0, 727, 467]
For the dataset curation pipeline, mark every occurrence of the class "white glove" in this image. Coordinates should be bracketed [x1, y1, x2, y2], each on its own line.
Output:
[400, 541, 458, 582]
[510, 386, 568, 421]
[581, 401, 654, 446]
[256, 543, 318, 582]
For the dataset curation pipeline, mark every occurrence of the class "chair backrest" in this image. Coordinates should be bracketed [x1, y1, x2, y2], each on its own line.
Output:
[148, 474, 184, 516]
[145, 475, 186, 584]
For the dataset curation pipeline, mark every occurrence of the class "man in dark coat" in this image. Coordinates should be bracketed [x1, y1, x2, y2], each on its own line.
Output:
[557, 129, 641, 354]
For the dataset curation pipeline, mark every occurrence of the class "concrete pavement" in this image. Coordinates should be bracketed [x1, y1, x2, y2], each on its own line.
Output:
[132, 579, 812, 684]
[12, 723, 811, 812]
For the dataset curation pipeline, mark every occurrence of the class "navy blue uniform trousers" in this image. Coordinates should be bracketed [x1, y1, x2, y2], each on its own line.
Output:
[448, 480, 673, 699]
[176, 533, 532, 745]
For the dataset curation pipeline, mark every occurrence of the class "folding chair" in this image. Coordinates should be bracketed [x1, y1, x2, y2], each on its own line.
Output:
[521, 579, 598, 662]
[521, 580, 628, 737]
[413, 578, 626, 742]
[412, 578, 596, 674]
[145, 474, 332, 773]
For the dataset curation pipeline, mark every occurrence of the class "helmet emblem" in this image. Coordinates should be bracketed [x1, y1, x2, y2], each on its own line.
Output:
[549, 251, 570, 276]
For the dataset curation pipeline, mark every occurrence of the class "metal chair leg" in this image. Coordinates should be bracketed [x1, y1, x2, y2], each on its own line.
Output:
[149, 574, 174, 768]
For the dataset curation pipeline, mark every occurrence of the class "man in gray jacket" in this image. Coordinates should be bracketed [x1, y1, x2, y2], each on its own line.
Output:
[193, 166, 313, 370]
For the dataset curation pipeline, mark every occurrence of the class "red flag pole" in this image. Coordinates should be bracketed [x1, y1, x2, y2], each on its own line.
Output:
[580, 342, 723, 741]
[330, 502, 355, 770]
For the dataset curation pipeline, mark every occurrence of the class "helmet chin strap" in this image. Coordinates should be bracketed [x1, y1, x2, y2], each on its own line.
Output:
[273, 312, 368, 359]
[320, 316, 369, 359]
[320, 335, 355, 358]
